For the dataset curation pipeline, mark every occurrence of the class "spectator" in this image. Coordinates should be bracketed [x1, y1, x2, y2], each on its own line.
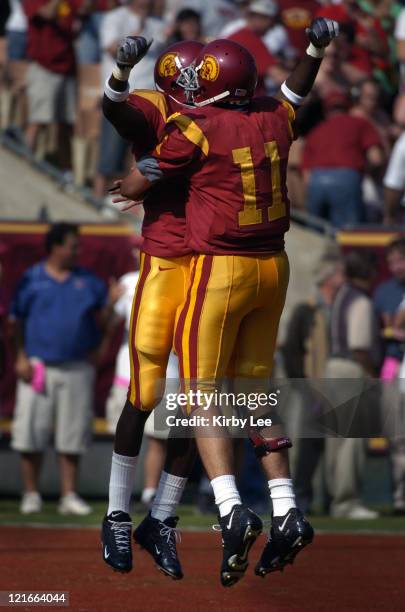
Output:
[23, 0, 83, 168]
[325, 250, 380, 519]
[394, 8, 405, 126]
[222, 0, 296, 62]
[374, 238, 405, 515]
[77, 1, 120, 64]
[351, 78, 393, 154]
[227, 0, 290, 94]
[277, 0, 319, 55]
[94, 0, 165, 198]
[302, 91, 384, 227]
[5, 0, 28, 60]
[314, 39, 352, 99]
[9, 223, 118, 515]
[350, 77, 393, 221]
[164, 0, 241, 37]
[166, 8, 203, 45]
[383, 131, 405, 225]
[283, 254, 345, 514]
[316, 0, 389, 85]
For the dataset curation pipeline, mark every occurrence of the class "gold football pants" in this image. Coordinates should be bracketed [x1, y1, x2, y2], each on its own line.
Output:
[174, 252, 289, 402]
[128, 251, 191, 410]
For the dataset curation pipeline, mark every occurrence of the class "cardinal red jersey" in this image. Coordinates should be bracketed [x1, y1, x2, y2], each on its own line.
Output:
[147, 98, 294, 256]
[126, 90, 191, 258]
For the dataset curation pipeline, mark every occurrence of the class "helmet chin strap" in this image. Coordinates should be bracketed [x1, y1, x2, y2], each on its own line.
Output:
[193, 90, 231, 107]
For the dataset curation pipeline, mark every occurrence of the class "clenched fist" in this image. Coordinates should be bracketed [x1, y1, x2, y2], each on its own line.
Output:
[116, 36, 153, 69]
[306, 18, 339, 48]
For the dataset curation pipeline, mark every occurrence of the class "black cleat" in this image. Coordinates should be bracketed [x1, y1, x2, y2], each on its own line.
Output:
[255, 508, 314, 577]
[102, 511, 133, 573]
[218, 504, 263, 587]
[134, 513, 183, 580]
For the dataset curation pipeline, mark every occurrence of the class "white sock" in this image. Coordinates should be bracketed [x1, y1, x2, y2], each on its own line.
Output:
[268, 478, 296, 517]
[211, 474, 241, 517]
[150, 471, 187, 522]
[107, 452, 138, 515]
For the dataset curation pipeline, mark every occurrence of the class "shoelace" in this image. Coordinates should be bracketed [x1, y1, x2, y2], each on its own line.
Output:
[110, 521, 132, 553]
[159, 524, 181, 558]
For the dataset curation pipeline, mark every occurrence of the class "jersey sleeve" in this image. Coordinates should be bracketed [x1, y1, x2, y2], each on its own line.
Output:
[138, 113, 208, 181]
[127, 91, 168, 140]
[156, 114, 208, 173]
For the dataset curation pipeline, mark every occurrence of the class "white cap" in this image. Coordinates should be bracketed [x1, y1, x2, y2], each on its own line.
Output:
[249, 0, 278, 18]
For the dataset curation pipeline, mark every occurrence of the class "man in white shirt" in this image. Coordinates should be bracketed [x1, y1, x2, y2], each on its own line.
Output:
[383, 132, 405, 225]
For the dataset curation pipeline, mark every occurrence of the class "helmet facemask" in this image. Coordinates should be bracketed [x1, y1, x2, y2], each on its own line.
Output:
[179, 61, 231, 107]
[175, 61, 201, 105]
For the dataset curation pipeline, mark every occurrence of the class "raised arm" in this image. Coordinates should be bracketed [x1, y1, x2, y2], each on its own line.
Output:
[276, 18, 339, 108]
[102, 36, 153, 142]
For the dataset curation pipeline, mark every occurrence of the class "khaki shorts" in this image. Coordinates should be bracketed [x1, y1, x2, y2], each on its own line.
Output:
[106, 383, 169, 440]
[11, 361, 95, 454]
[26, 62, 76, 124]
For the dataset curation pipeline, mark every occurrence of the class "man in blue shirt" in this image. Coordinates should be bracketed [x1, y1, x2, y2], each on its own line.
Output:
[10, 222, 118, 515]
[373, 237, 405, 515]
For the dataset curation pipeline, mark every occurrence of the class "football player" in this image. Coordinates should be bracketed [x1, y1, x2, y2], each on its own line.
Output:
[118, 18, 339, 586]
[101, 39, 203, 579]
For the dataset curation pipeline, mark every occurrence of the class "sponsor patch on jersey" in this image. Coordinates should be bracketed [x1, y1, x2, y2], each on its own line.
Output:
[158, 53, 178, 78]
[199, 54, 220, 82]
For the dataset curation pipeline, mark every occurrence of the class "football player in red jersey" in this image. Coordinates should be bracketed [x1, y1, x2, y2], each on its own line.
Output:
[119, 19, 339, 586]
[101, 39, 204, 579]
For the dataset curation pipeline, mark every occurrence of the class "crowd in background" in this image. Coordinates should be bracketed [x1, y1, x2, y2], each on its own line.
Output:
[1, 0, 405, 225]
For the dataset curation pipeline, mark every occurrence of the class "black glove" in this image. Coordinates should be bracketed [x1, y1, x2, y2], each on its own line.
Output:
[306, 18, 339, 48]
[116, 36, 153, 69]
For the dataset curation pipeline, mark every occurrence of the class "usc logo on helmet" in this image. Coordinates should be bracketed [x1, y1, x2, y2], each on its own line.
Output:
[199, 55, 220, 82]
[158, 53, 178, 78]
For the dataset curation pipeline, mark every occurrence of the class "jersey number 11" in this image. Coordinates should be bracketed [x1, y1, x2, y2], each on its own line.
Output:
[233, 141, 286, 227]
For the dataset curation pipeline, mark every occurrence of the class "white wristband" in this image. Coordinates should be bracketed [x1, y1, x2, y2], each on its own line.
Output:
[104, 79, 130, 103]
[306, 43, 325, 59]
[112, 64, 132, 81]
[281, 81, 306, 106]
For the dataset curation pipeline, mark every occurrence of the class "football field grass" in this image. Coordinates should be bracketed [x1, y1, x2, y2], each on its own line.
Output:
[1, 500, 404, 533]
